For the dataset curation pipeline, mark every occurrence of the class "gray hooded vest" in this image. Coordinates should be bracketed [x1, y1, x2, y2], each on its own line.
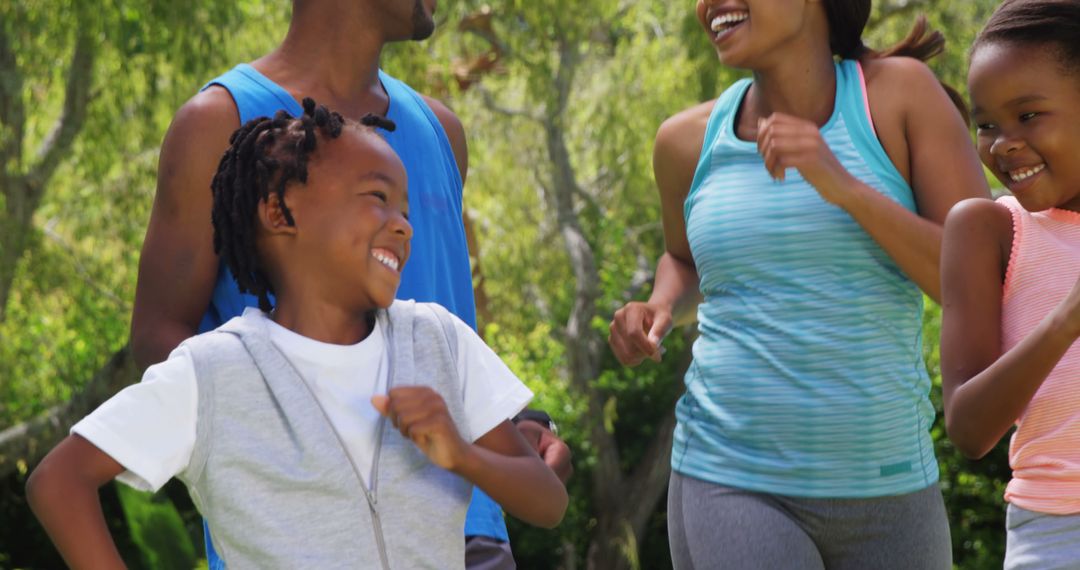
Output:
[177, 300, 473, 569]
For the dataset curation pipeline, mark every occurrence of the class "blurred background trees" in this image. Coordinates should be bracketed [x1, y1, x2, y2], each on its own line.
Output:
[0, 0, 1009, 568]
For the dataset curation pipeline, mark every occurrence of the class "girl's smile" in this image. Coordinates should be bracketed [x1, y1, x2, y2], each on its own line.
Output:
[970, 42, 1080, 212]
[1001, 163, 1046, 194]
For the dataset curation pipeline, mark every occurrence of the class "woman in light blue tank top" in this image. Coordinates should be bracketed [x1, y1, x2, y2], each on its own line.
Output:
[608, 1, 989, 567]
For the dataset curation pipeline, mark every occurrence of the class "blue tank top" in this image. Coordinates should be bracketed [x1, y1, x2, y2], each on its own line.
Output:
[198, 65, 508, 552]
[674, 60, 937, 498]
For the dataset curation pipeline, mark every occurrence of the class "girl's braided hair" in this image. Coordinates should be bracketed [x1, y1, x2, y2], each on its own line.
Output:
[973, 0, 1080, 76]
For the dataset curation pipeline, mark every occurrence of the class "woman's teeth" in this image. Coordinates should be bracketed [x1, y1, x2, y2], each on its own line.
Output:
[1009, 164, 1045, 183]
[373, 251, 400, 271]
[711, 12, 748, 33]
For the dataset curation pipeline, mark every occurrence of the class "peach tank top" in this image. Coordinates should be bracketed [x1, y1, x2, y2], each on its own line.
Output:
[1000, 196, 1080, 514]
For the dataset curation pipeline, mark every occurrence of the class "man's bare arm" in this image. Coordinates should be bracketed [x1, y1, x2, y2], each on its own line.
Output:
[130, 87, 239, 370]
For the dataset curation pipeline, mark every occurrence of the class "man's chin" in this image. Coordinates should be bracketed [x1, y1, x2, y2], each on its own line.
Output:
[411, 0, 435, 41]
[411, 20, 436, 40]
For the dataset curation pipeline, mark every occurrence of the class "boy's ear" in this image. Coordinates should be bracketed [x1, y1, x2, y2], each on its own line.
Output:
[258, 193, 298, 236]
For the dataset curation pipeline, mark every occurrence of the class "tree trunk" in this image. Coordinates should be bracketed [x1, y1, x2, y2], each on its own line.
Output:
[538, 39, 686, 570]
[462, 10, 687, 567]
[0, 176, 37, 322]
[584, 348, 688, 570]
[0, 17, 26, 323]
[0, 26, 95, 321]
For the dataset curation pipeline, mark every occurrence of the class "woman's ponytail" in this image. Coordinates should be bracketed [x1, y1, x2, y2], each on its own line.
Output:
[824, 1, 968, 124]
[876, 16, 944, 61]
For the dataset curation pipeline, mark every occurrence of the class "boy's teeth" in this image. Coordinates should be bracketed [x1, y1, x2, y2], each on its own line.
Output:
[711, 12, 748, 32]
[373, 251, 399, 271]
[1009, 163, 1045, 183]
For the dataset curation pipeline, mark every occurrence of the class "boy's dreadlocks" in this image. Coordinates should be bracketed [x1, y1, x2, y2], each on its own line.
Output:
[210, 97, 397, 311]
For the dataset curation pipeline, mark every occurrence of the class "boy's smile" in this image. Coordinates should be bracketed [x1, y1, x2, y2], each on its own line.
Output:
[372, 248, 402, 273]
[260, 124, 411, 331]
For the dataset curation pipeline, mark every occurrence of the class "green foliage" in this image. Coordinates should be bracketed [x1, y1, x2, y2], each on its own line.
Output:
[0, 0, 252, 429]
[116, 484, 198, 570]
[1, 0, 1016, 567]
[0, 1, 282, 566]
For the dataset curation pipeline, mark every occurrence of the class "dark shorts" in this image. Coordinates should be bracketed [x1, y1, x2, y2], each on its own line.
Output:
[465, 535, 516, 570]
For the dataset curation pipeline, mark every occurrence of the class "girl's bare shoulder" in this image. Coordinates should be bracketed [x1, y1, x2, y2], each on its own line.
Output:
[945, 197, 1016, 268]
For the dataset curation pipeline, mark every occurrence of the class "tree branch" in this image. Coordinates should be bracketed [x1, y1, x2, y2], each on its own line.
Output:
[582, 151, 630, 197]
[26, 28, 96, 202]
[625, 408, 677, 537]
[532, 165, 557, 215]
[621, 254, 654, 306]
[537, 40, 627, 521]
[475, 84, 544, 123]
[571, 184, 603, 218]
[43, 221, 130, 313]
[0, 347, 136, 477]
[460, 8, 548, 83]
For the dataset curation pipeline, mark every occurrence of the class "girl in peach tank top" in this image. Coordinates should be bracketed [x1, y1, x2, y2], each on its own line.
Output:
[997, 197, 1080, 514]
[940, 1, 1080, 567]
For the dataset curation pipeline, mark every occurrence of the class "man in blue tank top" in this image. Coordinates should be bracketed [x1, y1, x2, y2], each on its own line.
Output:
[129, 1, 571, 567]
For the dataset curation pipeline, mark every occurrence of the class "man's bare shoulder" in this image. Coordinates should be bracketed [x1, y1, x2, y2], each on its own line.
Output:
[155, 86, 241, 204]
[420, 95, 465, 141]
[168, 86, 241, 143]
[420, 94, 468, 181]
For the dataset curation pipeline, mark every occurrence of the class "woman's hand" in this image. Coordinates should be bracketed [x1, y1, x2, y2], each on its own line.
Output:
[608, 301, 673, 366]
[756, 112, 857, 207]
[372, 387, 467, 470]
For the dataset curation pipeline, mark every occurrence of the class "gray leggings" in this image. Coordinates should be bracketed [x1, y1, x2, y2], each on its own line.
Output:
[668, 472, 952, 570]
[1005, 504, 1080, 570]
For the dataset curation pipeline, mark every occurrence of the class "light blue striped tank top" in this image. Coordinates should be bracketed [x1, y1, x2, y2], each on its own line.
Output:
[673, 60, 937, 498]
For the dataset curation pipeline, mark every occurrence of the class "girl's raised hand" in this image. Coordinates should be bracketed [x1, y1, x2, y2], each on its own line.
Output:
[372, 387, 467, 470]
[608, 301, 672, 366]
[756, 113, 857, 207]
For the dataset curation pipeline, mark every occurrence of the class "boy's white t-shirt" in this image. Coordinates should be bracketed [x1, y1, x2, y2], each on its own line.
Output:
[72, 309, 533, 492]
